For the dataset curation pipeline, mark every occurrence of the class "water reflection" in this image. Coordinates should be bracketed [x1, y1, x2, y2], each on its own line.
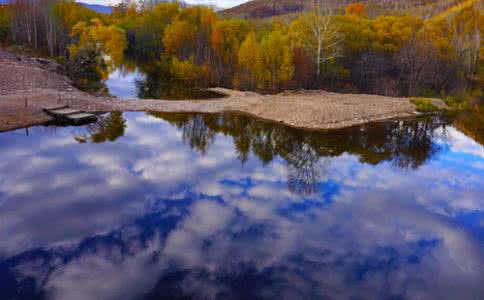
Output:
[454, 104, 484, 147]
[150, 113, 448, 194]
[106, 63, 226, 100]
[153, 113, 447, 168]
[0, 113, 483, 299]
[74, 112, 127, 143]
[105, 66, 145, 99]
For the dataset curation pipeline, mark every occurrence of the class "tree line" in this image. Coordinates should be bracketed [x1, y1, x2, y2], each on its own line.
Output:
[0, 0, 482, 99]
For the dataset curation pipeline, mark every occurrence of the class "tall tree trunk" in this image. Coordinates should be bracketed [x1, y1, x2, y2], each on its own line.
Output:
[33, 11, 37, 49]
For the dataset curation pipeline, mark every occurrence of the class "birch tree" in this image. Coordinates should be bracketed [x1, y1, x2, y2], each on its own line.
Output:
[290, 0, 341, 78]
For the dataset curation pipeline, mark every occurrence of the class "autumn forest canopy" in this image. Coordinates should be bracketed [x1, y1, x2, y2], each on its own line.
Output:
[0, 0, 482, 99]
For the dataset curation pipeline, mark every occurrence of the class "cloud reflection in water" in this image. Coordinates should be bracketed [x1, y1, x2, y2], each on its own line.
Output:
[0, 112, 483, 300]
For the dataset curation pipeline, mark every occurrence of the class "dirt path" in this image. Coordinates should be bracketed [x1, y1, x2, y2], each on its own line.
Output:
[0, 50, 447, 132]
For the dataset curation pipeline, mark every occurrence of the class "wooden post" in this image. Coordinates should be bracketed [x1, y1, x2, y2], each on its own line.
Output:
[58, 94, 61, 104]
[24, 98, 28, 108]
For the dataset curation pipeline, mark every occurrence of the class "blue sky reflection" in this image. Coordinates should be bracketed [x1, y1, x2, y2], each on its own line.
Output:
[0, 112, 483, 299]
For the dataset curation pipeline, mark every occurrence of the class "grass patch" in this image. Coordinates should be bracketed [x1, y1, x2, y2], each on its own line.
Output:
[443, 95, 469, 110]
[410, 98, 439, 112]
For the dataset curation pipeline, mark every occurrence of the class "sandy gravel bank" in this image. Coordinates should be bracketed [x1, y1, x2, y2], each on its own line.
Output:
[0, 50, 447, 132]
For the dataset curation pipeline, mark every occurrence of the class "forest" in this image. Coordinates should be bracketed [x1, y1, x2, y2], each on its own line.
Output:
[0, 0, 482, 101]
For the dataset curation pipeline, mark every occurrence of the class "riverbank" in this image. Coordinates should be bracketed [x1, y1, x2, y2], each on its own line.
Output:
[0, 49, 448, 132]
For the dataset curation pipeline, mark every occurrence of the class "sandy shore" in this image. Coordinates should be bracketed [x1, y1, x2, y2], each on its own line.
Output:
[0, 50, 447, 132]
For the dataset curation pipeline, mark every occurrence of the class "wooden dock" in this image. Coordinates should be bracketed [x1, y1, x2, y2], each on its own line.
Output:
[42, 105, 98, 125]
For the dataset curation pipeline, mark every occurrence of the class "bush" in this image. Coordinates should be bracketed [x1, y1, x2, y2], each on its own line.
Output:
[54, 56, 66, 65]
[443, 96, 468, 110]
[410, 98, 439, 112]
[421, 88, 438, 98]
[435, 88, 474, 111]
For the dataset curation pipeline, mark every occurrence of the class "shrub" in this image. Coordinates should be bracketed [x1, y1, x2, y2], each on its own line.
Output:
[443, 95, 469, 110]
[421, 88, 438, 98]
[410, 98, 439, 112]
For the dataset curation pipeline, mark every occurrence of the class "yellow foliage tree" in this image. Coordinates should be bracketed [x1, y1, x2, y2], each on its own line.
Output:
[371, 16, 423, 52]
[335, 15, 373, 55]
[165, 6, 218, 64]
[290, 13, 341, 78]
[429, 0, 483, 75]
[163, 20, 195, 58]
[68, 18, 127, 80]
[170, 57, 209, 85]
[211, 19, 251, 65]
[259, 29, 294, 91]
[130, 2, 180, 57]
[69, 18, 127, 64]
[237, 32, 261, 89]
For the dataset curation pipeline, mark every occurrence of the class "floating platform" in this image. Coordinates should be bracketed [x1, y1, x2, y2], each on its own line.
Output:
[43, 105, 98, 125]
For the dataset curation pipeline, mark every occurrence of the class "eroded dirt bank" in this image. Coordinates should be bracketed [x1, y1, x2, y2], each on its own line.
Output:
[0, 50, 447, 132]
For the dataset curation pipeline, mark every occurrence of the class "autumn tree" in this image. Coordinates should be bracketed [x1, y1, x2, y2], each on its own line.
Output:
[164, 6, 217, 64]
[237, 32, 261, 89]
[345, 2, 367, 18]
[132, 2, 179, 60]
[371, 16, 423, 53]
[50, 0, 102, 56]
[163, 19, 195, 58]
[434, 0, 482, 76]
[211, 19, 251, 85]
[170, 57, 210, 88]
[397, 37, 443, 96]
[259, 28, 294, 91]
[0, 5, 11, 43]
[68, 18, 127, 84]
[290, 11, 341, 79]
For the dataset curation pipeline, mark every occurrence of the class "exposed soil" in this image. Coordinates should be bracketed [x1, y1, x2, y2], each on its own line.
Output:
[0, 49, 448, 132]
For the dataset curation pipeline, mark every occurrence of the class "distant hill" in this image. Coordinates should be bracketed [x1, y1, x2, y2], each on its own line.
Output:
[0, 0, 112, 14]
[222, 0, 310, 19]
[221, 0, 469, 19]
[77, 2, 112, 14]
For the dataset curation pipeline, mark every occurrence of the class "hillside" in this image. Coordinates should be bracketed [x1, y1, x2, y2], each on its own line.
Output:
[0, 1, 112, 14]
[222, 0, 310, 18]
[77, 2, 112, 14]
[221, 0, 471, 19]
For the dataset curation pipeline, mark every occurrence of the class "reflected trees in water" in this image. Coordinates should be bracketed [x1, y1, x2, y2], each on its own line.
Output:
[134, 63, 226, 100]
[69, 111, 449, 194]
[74, 112, 127, 144]
[150, 113, 447, 194]
[453, 104, 484, 147]
[71, 111, 447, 194]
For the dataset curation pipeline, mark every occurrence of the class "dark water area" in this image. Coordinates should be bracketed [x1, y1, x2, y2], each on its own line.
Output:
[0, 111, 484, 299]
[104, 63, 225, 100]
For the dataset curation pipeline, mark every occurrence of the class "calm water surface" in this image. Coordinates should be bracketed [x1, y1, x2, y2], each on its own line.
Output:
[0, 112, 484, 299]
[105, 66, 145, 99]
[104, 63, 226, 100]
